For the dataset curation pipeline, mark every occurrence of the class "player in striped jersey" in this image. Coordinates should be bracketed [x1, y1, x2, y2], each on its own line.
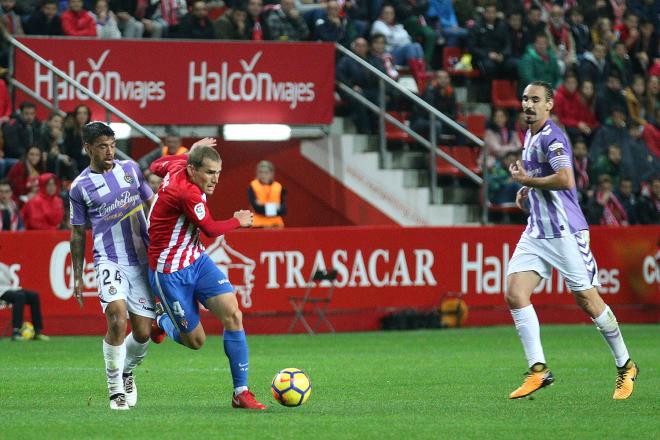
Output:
[69, 122, 156, 410]
[505, 81, 638, 400]
[147, 139, 266, 410]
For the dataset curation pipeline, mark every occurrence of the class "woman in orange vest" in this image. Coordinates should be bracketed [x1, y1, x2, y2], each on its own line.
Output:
[248, 160, 286, 228]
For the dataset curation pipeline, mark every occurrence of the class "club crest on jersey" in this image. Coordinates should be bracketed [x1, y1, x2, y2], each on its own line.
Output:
[124, 173, 134, 184]
[194, 202, 206, 220]
[109, 285, 117, 295]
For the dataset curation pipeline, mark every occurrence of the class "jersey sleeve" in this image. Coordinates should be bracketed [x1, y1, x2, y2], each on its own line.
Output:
[133, 161, 153, 201]
[68, 182, 88, 226]
[180, 188, 241, 237]
[543, 137, 572, 172]
[150, 154, 188, 177]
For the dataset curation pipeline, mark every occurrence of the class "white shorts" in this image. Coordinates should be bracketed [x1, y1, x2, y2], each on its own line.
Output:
[507, 230, 600, 291]
[96, 261, 156, 318]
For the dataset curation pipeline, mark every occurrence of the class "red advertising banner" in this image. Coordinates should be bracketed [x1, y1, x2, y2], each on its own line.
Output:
[0, 226, 658, 335]
[14, 37, 335, 125]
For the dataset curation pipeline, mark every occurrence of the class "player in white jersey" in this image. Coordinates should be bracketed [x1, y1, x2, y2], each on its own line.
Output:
[505, 81, 637, 400]
[69, 122, 156, 410]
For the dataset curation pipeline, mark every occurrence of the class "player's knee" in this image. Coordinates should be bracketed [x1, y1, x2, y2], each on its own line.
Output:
[505, 280, 527, 308]
[132, 328, 151, 343]
[106, 310, 127, 330]
[186, 334, 205, 350]
[222, 308, 243, 330]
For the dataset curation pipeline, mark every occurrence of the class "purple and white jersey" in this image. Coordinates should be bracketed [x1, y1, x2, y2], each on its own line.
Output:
[69, 160, 153, 266]
[522, 119, 588, 238]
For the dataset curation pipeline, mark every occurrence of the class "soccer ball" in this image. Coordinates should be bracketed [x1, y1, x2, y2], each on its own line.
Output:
[271, 368, 312, 407]
[20, 322, 35, 340]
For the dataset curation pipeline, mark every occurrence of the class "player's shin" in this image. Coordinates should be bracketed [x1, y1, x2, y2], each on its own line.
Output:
[158, 314, 182, 344]
[103, 340, 127, 397]
[123, 332, 149, 374]
[510, 305, 546, 367]
[592, 305, 630, 368]
[223, 330, 249, 394]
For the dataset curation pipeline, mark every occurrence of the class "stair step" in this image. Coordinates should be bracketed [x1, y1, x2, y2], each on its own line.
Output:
[403, 169, 429, 188]
[385, 151, 429, 169]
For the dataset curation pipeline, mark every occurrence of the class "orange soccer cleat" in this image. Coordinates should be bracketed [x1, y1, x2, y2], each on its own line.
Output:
[613, 359, 638, 400]
[509, 363, 555, 399]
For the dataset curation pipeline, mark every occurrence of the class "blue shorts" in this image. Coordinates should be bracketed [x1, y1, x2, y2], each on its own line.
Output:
[148, 253, 235, 333]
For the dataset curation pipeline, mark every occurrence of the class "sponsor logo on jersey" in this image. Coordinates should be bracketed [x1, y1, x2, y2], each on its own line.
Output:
[194, 202, 206, 220]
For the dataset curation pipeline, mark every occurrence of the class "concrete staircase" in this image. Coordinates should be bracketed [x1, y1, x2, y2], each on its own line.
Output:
[300, 117, 481, 226]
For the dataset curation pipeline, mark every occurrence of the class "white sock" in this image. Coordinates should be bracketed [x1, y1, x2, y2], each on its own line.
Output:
[103, 340, 126, 396]
[510, 305, 546, 368]
[123, 332, 149, 375]
[592, 306, 630, 368]
[234, 386, 248, 396]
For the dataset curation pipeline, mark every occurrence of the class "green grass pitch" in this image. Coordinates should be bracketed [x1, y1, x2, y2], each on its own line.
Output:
[1, 324, 658, 440]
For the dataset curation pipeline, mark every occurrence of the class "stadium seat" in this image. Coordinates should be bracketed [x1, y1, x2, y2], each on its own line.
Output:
[436, 146, 459, 177]
[288, 269, 338, 335]
[385, 111, 414, 143]
[488, 202, 524, 223]
[466, 114, 487, 139]
[443, 47, 480, 78]
[491, 80, 519, 109]
[436, 146, 482, 178]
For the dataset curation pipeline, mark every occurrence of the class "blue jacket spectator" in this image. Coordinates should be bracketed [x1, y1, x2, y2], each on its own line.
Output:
[426, 0, 468, 47]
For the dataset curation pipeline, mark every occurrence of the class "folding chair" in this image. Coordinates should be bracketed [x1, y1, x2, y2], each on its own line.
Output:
[288, 269, 338, 335]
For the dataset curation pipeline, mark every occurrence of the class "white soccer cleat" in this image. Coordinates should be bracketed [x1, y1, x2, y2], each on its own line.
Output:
[124, 374, 137, 407]
[109, 393, 129, 410]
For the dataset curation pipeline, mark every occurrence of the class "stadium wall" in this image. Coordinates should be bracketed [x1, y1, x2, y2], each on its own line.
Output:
[0, 226, 657, 336]
[131, 138, 398, 227]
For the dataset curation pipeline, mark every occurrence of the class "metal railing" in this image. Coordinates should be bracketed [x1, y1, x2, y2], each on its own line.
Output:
[335, 43, 488, 224]
[6, 34, 162, 160]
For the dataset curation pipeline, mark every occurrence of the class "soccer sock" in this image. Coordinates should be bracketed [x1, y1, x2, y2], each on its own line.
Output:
[223, 329, 249, 392]
[510, 305, 547, 368]
[158, 314, 182, 344]
[592, 305, 630, 368]
[123, 332, 149, 374]
[102, 340, 126, 397]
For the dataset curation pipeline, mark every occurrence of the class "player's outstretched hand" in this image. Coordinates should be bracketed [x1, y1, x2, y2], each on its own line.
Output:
[74, 275, 84, 309]
[234, 210, 254, 227]
[515, 186, 529, 212]
[190, 137, 217, 151]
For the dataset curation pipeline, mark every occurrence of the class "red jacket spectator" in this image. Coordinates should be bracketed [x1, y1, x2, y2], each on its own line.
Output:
[22, 173, 64, 230]
[61, 8, 97, 36]
[6, 146, 45, 203]
[554, 83, 599, 130]
[0, 79, 10, 124]
[642, 123, 660, 158]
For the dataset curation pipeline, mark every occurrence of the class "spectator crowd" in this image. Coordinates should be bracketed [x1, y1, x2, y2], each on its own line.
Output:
[0, 0, 657, 226]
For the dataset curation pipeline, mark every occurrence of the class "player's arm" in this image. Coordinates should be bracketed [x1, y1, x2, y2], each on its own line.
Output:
[149, 154, 188, 177]
[510, 163, 574, 190]
[182, 192, 252, 237]
[69, 184, 90, 308]
[510, 140, 575, 191]
[70, 224, 86, 309]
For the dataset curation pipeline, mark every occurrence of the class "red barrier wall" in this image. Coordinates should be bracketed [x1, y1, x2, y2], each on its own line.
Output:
[1, 226, 657, 335]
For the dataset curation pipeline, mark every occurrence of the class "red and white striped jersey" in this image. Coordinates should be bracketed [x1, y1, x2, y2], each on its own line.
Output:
[147, 154, 240, 273]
